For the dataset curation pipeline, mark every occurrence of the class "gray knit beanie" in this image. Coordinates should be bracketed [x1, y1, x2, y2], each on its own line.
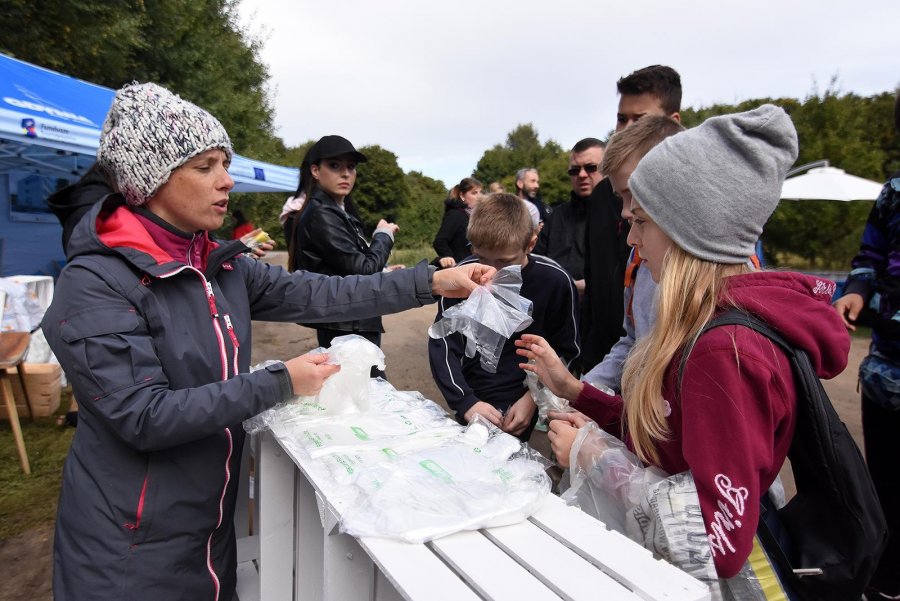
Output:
[97, 82, 232, 206]
[628, 104, 798, 264]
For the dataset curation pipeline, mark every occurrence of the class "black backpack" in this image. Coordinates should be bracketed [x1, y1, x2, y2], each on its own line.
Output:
[695, 310, 888, 600]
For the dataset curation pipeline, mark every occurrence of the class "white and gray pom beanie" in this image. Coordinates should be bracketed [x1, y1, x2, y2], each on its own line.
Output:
[97, 82, 232, 206]
[628, 104, 798, 264]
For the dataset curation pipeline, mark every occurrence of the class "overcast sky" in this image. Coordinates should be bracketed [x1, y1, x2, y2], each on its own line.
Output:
[237, 0, 899, 188]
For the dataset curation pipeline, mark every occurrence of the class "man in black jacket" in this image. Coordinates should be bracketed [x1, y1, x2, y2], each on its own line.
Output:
[534, 137, 605, 296]
[580, 65, 682, 372]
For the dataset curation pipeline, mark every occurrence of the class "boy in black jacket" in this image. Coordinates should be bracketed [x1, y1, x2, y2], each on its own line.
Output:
[429, 193, 580, 441]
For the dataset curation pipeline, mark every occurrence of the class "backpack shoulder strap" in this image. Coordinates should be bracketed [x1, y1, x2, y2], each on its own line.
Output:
[677, 309, 798, 392]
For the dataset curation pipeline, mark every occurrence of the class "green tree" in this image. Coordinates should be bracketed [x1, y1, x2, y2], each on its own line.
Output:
[396, 171, 447, 250]
[473, 124, 565, 198]
[353, 145, 410, 231]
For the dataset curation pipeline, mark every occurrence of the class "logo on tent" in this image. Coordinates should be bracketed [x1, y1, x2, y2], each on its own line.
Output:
[21, 118, 36, 138]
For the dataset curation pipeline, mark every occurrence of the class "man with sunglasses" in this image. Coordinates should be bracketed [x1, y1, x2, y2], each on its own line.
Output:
[534, 138, 606, 296]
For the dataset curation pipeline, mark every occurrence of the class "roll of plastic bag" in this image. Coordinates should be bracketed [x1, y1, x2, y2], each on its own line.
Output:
[428, 265, 533, 373]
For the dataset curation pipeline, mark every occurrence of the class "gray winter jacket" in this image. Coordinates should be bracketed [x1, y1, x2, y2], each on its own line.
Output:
[43, 195, 436, 601]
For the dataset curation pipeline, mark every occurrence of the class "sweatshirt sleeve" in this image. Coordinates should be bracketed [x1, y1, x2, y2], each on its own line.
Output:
[843, 183, 891, 301]
[571, 383, 624, 428]
[679, 333, 795, 579]
[427, 295, 479, 421]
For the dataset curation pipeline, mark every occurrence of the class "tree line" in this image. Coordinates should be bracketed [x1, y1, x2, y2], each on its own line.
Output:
[3, 1, 898, 268]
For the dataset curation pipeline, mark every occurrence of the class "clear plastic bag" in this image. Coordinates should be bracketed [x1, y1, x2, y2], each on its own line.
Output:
[524, 367, 571, 421]
[338, 416, 551, 543]
[428, 265, 533, 373]
[243, 335, 387, 434]
[561, 421, 666, 534]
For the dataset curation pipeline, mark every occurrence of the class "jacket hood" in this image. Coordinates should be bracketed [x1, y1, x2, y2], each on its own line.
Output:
[444, 196, 467, 211]
[66, 193, 246, 276]
[723, 271, 849, 378]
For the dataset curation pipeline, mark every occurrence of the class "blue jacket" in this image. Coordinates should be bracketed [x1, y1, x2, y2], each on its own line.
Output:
[43, 195, 435, 601]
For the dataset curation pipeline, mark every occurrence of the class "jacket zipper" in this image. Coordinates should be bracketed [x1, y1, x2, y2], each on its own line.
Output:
[124, 473, 149, 531]
[223, 314, 240, 379]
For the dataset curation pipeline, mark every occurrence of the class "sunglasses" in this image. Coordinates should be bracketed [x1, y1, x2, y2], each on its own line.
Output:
[567, 163, 601, 177]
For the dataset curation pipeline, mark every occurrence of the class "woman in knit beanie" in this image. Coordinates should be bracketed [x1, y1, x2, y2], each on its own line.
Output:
[519, 105, 853, 595]
[42, 82, 493, 601]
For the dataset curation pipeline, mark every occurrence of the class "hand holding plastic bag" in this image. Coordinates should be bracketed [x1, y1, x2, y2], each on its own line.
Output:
[428, 265, 533, 373]
[561, 421, 666, 534]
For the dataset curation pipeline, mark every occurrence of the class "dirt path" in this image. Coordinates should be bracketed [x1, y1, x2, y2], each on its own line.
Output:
[0, 272, 870, 600]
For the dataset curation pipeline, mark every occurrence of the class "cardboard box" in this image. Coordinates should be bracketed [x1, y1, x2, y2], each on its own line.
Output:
[0, 363, 61, 419]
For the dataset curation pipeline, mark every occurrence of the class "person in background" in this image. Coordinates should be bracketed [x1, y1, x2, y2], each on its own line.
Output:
[833, 90, 900, 601]
[429, 193, 580, 442]
[42, 82, 492, 601]
[581, 64, 682, 373]
[47, 162, 116, 252]
[581, 116, 685, 390]
[488, 181, 505, 194]
[289, 135, 399, 362]
[230, 208, 255, 240]
[515, 167, 544, 225]
[534, 138, 606, 296]
[432, 177, 482, 269]
[517, 105, 848, 591]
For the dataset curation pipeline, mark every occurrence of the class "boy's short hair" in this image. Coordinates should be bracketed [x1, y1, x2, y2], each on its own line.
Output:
[468, 193, 535, 251]
[617, 65, 682, 116]
[600, 115, 685, 177]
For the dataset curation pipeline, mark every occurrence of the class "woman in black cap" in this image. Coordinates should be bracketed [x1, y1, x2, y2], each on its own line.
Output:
[289, 135, 400, 361]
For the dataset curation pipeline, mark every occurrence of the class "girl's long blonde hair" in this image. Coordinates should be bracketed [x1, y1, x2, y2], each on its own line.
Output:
[620, 245, 750, 464]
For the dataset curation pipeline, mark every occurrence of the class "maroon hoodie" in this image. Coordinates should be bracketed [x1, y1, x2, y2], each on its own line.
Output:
[572, 271, 850, 578]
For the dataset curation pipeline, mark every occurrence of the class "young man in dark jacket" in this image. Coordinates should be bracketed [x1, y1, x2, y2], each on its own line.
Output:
[580, 65, 682, 372]
[42, 82, 491, 601]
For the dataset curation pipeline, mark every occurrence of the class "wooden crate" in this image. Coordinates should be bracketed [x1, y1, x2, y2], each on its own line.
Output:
[0, 363, 61, 419]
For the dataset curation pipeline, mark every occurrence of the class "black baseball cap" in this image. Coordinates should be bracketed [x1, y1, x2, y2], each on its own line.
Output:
[307, 135, 367, 164]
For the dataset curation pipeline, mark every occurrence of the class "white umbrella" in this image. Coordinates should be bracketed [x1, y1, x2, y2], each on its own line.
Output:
[781, 161, 883, 202]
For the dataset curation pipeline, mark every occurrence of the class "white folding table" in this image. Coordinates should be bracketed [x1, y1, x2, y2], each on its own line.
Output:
[242, 429, 711, 601]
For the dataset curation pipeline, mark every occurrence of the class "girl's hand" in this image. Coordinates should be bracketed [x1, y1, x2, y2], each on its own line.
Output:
[515, 334, 584, 400]
[376, 219, 400, 235]
[284, 353, 341, 397]
[548, 418, 580, 468]
[432, 263, 496, 298]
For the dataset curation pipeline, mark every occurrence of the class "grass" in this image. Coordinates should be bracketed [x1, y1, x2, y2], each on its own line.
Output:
[389, 245, 433, 268]
[0, 387, 74, 540]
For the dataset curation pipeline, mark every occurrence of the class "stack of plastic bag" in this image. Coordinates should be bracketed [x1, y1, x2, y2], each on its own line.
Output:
[339, 417, 550, 543]
[428, 265, 533, 373]
[244, 335, 551, 542]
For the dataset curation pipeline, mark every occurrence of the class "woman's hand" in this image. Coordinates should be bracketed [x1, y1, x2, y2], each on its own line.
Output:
[240, 228, 276, 259]
[515, 334, 584, 401]
[501, 391, 536, 437]
[432, 263, 496, 298]
[438, 257, 456, 269]
[284, 353, 341, 397]
[376, 219, 400, 236]
[548, 413, 589, 468]
[464, 401, 503, 427]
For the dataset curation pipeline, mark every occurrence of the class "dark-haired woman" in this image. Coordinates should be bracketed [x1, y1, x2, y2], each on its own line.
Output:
[289, 135, 399, 358]
[432, 177, 482, 269]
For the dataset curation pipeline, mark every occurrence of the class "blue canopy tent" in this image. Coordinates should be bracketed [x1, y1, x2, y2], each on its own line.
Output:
[0, 53, 299, 276]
